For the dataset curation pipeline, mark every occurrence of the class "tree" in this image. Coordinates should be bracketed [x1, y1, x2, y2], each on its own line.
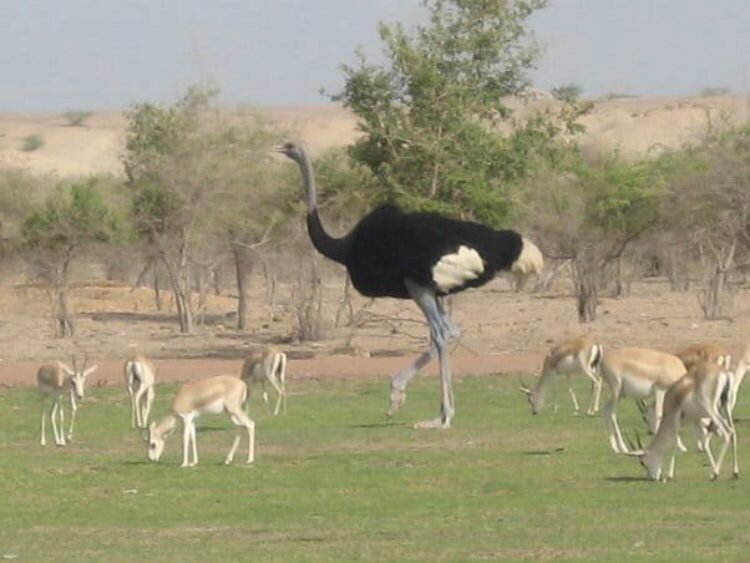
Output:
[22, 179, 120, 336]
[332, 0, 587, 226]
[666, 126, 750, 319]
[525, 151, 666, 322]
[123, 84, 291, 332]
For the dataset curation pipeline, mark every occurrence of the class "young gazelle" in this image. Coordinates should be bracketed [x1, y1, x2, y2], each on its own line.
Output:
[124, 353, 157, 429]
[37, 355, 98, 446]
[520, 337, 603, 415]
[240, 346, 288, 415]
[599, 347, 687, 454]
[147, 374, 255, 467]
[623, 361, 738, 481]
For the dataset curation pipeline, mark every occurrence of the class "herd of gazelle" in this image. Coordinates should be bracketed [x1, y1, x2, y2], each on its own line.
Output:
[35, 338, 747, 480]
[521, 337, 750, 481]
[36, 346, 288, 468]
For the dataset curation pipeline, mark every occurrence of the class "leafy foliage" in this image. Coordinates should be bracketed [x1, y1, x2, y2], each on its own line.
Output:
[332, 0, 586, 226]
[22, 179, 120, 252]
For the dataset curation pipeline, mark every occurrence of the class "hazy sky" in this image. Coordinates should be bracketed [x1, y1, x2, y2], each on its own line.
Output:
[1, 0, 748, 112]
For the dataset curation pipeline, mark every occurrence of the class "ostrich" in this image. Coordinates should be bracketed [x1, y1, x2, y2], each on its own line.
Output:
[278, 142, 542, 429]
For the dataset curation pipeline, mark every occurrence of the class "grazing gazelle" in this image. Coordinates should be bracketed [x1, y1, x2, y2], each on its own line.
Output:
[147, 374, 255, 467]
[598, 347, 687, 454]
[37, 355, 98, 446]
[124, 353, 157, 429]
[638, 343, 745, 452]
[240, 346, 288, 415]
[520, 336, 603, 415]
[622, 361, 738, 481]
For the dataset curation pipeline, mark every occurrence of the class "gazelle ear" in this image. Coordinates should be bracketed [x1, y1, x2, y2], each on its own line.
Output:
[61, 363, 75, 376]
[83, 365, 98, 377]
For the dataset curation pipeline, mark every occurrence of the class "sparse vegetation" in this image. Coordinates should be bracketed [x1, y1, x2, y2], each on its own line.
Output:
[698, 86, 731, 97]
[20, 134, 44, 152]
[62, 110, 94, 127]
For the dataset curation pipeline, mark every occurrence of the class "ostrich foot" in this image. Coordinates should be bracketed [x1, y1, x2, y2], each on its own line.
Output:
[413, 417, 451, 430]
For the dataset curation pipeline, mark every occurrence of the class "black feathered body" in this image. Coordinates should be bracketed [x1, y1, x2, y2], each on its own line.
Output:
[310, 204, 523, 299]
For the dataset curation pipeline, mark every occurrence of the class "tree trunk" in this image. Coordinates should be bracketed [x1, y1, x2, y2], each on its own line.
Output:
[54, 287, 74, 337]
[573, 257, 599, 323]
[231, 242, 254, 330]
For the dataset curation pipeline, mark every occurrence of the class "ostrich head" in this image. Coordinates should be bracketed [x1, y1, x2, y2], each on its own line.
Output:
[276, 141, 304, 162]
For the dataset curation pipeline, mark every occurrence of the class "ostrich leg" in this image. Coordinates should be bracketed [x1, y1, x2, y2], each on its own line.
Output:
[387, 281, 459, 428]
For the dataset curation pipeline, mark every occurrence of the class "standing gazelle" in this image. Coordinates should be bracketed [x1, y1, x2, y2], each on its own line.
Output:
[622, 361, 738, 481]
[240, 346, 288, 415]
[520, 337, 603, 415]
[37, 355, 98, 446]
[147, 374, 255, 467]
[598, 347, 687, 454]
[124, 353, 156, 429]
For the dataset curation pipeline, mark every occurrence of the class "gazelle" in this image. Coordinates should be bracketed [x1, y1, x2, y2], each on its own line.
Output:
[675, 343, 732, 371]
[37, 355, 98, 446]
[598, 347, 687, 454]
[622, 361, 738, 481]
[124, 353, 157, 429]
[520, 337, 603, 415]
[639, 343, 748, 450]
[147, 374, 255, 467]
[240, 346, 288, 415]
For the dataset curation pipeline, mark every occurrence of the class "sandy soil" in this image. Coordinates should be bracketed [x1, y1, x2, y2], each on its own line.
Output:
[1, 275, 748, 389]
[1, 96, 748, 177]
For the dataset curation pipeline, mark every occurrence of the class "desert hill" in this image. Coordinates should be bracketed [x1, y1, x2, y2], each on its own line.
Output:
[0, 96, 748, 178]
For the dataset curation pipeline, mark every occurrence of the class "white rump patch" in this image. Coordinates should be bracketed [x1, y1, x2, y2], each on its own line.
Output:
[432, 245, 485, 292]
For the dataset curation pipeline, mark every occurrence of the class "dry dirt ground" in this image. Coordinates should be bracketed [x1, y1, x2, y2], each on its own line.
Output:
[2, 96, 750, 388]
[1, 274, 749, 390]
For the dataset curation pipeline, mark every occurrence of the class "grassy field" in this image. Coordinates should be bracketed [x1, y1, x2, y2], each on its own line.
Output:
[1, 374, 749, 561]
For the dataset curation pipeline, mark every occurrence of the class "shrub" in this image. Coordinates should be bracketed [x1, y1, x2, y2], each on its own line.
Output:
[20, 134, 44, 152]
[62, 110, 94, 127]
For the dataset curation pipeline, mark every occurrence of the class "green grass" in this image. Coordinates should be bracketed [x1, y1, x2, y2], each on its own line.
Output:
[1, 375, 749, 561]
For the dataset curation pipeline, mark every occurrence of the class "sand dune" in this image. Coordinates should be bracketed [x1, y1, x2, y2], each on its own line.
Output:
[0, 95, 747, 178]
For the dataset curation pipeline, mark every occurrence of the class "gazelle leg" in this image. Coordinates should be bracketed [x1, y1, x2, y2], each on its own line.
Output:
[40, 399, 47, 446]
[50, 402, 60, 445]
[267, 376, 284, 416]
[566, 373, 580, 414]
[181, 419, 191, 468]
[143, 387, 155, 427]
[190, 422, 198, 466]
[57, 401, 66, 446]
[583, 370, 602, 415]
[133, 387, 146, 428]
[66, 394, 77, 442]
[127, 383, 137, 428]
[602, 384, 628, 453]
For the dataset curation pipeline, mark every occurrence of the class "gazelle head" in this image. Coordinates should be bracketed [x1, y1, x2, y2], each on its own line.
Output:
[147, 421, 166, 462]
[61, 353, 98, 400]
[519, 376, 545, 414]
[623, 432, 663, 481]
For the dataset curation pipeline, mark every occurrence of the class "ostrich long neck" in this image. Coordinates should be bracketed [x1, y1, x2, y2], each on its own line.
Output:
[298, 150, 349, 265]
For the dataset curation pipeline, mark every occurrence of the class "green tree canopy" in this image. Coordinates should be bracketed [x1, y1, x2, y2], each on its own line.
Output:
[333, 0, 586, 226]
